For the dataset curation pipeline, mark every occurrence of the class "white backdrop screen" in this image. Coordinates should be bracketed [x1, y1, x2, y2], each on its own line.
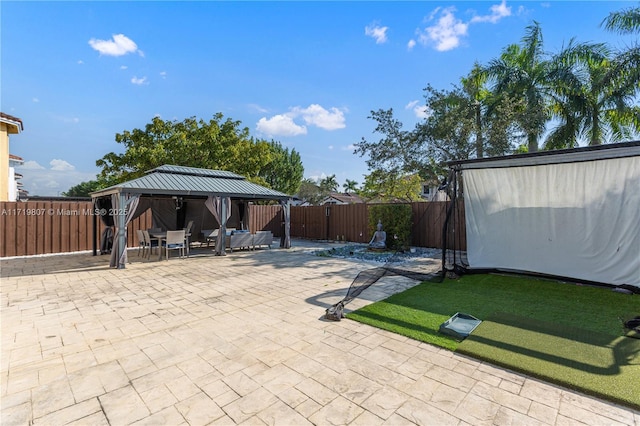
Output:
[463, 156, 639, 287]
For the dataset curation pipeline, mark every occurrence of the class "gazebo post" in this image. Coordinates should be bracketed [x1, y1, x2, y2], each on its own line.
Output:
[117, 192, 127, 269]
[92, 198, 97, 256]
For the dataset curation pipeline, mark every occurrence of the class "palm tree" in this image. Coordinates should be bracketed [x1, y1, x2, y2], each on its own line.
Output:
[460, 63, 490, 158]
[484, 21, 553, 152]
[319, 174, 339, 193]
[602, 6, 640, 34]
[545, 40, 640, 148]
[342, 179, 359, 193]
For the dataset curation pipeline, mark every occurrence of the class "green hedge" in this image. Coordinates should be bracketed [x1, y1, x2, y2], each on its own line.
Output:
[368, 204, 412, 251]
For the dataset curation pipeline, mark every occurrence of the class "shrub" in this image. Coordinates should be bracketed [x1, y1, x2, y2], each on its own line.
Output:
[368, 204, 412, 251]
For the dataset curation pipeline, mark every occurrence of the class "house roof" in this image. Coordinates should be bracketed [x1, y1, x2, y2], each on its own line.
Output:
[0, 112, 24, 133]
[448, 141, 640, 170]
[323, 192, 365, 204]
[91, 164, 290, 200]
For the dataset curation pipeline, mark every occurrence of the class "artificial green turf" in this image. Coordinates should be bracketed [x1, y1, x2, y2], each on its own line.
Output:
[458, 312, 640, 409]
[346, 273, 640, 408]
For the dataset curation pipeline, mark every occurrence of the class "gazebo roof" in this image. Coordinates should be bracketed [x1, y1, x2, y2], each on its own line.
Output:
[91, 165, 290, 200]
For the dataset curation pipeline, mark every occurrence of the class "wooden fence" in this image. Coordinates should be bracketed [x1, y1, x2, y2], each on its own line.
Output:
[0, 201, 465, 257]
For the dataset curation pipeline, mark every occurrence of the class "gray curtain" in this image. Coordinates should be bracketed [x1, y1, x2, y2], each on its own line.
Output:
[205, 195, 231, 255]
[244, 201, 251, 231]
[279, 199, 291, 249]
[150, 199, 178, 231]
[110, 194, 141, 268]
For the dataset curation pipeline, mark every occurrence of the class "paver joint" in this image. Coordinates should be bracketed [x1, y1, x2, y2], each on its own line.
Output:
[1, 240, 638, 425]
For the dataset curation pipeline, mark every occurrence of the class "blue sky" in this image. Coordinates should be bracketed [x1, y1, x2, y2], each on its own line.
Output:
[2, 1, 633, 196]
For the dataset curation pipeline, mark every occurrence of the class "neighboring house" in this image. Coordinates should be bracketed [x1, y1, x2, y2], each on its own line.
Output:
[421, 181, 449, 201]
[9, 154, 25, 201]
[0, 112, 24, 201]
[319, 192, 365, 205]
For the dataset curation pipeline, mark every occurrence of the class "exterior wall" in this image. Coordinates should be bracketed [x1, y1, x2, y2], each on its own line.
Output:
[0, 123, 10, 201]
[8, 167, 17, 201]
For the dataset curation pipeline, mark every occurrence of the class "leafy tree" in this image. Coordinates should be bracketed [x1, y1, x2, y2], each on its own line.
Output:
[355, 109, 428, 178]
[417, 83, 522, 166]
[342, 179, 359, 192]
[484, 21, 553, 152]
[259, 141, 304, 195]
[355, 80, 522, 194]
[297, 178, 324, 205]
[602, 6, 640, 34]
[545, 40, 640, 148]
[359, 170, 422, 202]
[62, 180, 103, 197]
[97, 114, 303, 193]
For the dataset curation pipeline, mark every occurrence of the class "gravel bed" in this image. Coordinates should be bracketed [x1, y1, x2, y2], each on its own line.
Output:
[314, 243, 440, 264]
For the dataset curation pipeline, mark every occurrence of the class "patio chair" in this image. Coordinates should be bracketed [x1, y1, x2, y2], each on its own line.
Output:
[142, 230, 161, 259]
[136, 229, 147, 257]
[165, 230, 186, 260]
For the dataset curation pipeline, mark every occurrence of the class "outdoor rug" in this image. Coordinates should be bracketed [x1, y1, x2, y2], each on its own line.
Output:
[457, 312, 640, 409]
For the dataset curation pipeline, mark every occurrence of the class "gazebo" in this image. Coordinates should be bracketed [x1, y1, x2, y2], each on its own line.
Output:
[90, 165, 292, 268]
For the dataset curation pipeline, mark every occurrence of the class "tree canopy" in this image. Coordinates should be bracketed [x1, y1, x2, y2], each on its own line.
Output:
[95, 114, 304, 195]
[356, 9, 640, 196]
[61, 180, 102, 197]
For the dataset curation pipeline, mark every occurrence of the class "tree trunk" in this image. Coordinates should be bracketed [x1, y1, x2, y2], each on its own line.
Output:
[475, 103, 483, 158]
[589, 114, 601, 145]
[528, 133, 539, 152]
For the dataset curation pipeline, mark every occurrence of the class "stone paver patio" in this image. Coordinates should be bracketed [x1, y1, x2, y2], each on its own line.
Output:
[1, 239, 639, 425]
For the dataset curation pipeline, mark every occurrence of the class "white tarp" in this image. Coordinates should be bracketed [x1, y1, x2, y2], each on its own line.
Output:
[463, 155, 640, 288]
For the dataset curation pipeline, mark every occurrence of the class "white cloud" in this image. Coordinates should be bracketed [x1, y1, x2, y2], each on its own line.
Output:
[120, 65, 128, 70]
[248, 103, 269, 114]
[77, 60, 84, 65]
[51, 114, 79, 124]
[131, 76, 148, 85]
[160, 71, 167, 79]
[256, 115, 307, 137]
[414, 2, 512, 52]
[16, 164, 98, 196]
[32, 97, 39, 103]
[88, 34, 141, 57]
[407, 39, 416, 51]
[406, 100, 430, 119]
[50, 159, 75, 171]
[257, 104, 346, 136]
[470, 0, 512, 24]
[21, 160, 45, 170]
[341, 144, 356, 151]
[291, 104, 346, 130]
[418, 6, 468, 51]
[328, 145, 334, 150]
[365, 23, 389, 44]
